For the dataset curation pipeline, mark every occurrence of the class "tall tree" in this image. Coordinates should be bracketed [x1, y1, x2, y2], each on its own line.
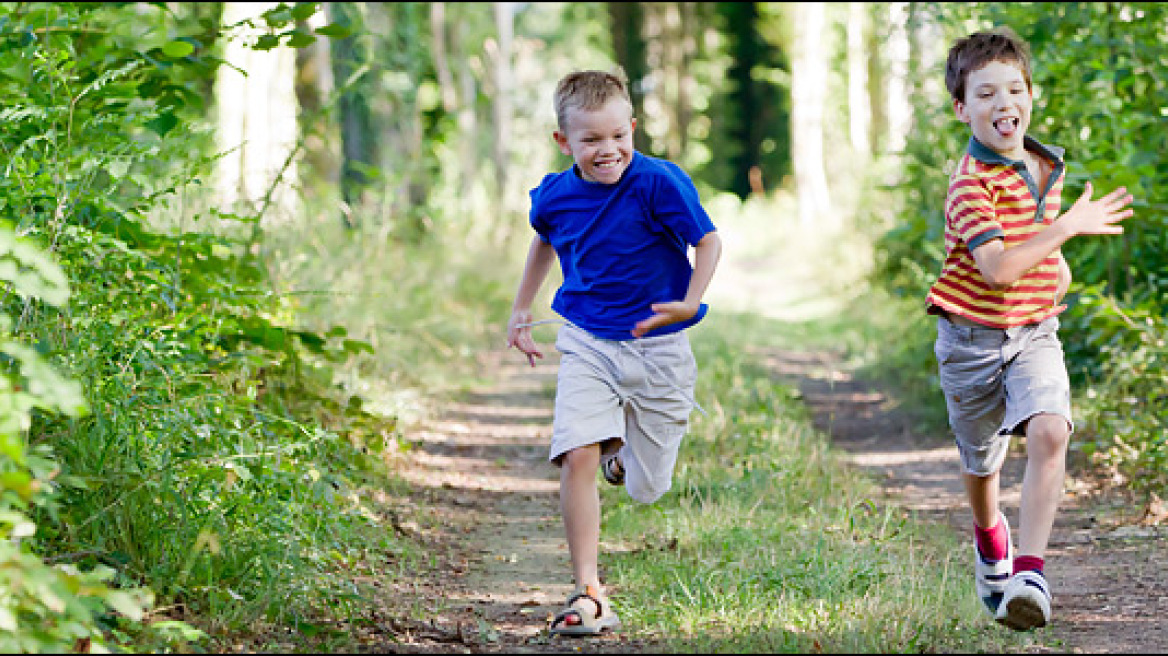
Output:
[883, 1, 913, 156]
[326, 2, 374, 228]
[712, 1, 790, 199]
[790, 2, 832, 226]
[492, 2, 515, 229]
[215, 1, 300, 225]
[607, 2, 650, 153]
[847, 2, 872, 159]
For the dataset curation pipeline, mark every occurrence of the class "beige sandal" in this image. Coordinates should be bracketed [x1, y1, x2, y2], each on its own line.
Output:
[549, 584, 621, 636]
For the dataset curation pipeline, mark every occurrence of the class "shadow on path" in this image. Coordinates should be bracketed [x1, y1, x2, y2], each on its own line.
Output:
[372, 350, 658, 654]
[758, 345, 1168, 654]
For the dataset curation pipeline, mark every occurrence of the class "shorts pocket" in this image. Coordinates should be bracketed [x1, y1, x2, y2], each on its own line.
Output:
[945, 375, 1001, 406]
[938, 339, 1002, 400]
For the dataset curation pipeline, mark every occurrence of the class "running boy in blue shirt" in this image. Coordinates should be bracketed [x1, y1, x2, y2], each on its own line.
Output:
[507, 69, 721, 637]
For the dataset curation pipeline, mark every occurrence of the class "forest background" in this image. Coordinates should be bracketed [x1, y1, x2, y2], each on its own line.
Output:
[0, 1, 1163, 652]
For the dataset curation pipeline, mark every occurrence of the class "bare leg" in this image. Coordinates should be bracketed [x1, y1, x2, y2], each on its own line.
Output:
[964, 468, 1001, 529]
[559, 444, 603, 591]
[1017, 413, 1070, 557]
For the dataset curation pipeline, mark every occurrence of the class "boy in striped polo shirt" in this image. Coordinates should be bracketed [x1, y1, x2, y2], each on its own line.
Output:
[925, 27, 1134, 631]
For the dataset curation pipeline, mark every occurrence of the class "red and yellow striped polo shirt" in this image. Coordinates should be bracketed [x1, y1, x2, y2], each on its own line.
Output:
[926, 136, 1067, 329]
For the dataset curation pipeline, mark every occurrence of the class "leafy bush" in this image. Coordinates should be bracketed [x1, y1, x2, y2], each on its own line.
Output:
[0, 3, 405, 650]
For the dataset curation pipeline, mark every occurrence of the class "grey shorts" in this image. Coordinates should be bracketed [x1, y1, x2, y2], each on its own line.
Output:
[934, 315, 1073, 476]
[550, 322, 698, 503]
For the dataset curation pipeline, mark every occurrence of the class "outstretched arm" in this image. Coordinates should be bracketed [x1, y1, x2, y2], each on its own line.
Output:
[972, 182, 1133, 289]
[507, 236, 557, 367]
[632, 231, 722, 338]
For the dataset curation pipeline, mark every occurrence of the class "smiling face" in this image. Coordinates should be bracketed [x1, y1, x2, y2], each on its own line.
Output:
[954, 59, 1033, 160]
[553, 97, 636, 185]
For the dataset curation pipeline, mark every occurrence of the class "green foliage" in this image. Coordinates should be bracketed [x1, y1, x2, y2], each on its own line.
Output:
[704, 2, 792, 199]
[0, 222, 150, 653]
[0, 2, 404, 650]
[870, 2, 1168, 493]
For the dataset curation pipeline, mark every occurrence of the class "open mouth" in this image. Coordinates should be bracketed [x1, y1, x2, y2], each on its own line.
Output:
[995, 117, 1019, 137]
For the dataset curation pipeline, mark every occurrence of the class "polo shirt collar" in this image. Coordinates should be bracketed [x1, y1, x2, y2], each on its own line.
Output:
[967, 135, 1065, 166]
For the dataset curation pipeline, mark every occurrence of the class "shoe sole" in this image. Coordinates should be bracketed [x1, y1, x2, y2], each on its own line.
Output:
[601, 456, 624, 486]
[996, 595, 1047, 631]
[550, 616, 621, 637]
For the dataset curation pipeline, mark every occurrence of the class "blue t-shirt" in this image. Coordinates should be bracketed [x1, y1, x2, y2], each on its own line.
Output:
[529, 152, 717, 341]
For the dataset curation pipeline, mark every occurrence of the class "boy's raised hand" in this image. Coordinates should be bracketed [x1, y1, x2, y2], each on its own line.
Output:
[1064, 181, 1134, 235]
[507, 310, 543, 367]
[632, 300, 699, 339]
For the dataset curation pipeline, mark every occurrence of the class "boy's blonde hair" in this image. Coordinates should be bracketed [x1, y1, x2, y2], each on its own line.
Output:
[553, 69, 633, 131]
[945, 26, 1032, 103]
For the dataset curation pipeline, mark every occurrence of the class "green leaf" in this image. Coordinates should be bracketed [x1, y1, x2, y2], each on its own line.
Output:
[103, 591, 145, 621]
[254, 34, 281, 51]
[291, 2, 319, 21]
[342, 339, 374, 355]
[286, 29, 316, 49]
[161, 40, 195, 58]
[145, 111, 178, 137]
[314, 23, 351, 39]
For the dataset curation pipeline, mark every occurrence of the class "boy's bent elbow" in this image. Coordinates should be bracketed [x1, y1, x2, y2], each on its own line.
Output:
[983, 276, 1013, 291]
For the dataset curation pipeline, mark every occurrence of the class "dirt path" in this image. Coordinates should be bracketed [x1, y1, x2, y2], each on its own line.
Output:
[354, 205, 1165, 652]
[367, 349, 661, 653]
[368, 340, 1168, 654]
[760, 346, 1168, 654]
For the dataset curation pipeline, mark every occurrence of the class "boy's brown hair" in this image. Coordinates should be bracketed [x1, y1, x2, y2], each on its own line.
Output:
[553, 69, 632, 131]
[945, 26, 1032, 103]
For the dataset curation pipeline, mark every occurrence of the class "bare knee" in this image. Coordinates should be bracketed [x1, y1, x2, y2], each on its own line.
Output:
[560, 445, 600, 477]
[1026, 414, 1070, 455]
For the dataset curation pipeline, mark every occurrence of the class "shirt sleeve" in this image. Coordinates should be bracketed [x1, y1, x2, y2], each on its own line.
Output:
[648, 163, 716, 246]
[947, 174, 1003, 250]
[528, 175, 553, 243]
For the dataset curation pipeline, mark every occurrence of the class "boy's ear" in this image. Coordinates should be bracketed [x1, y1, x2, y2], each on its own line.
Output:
[953, 98, 970, 124]
[553, 130, 571, 156]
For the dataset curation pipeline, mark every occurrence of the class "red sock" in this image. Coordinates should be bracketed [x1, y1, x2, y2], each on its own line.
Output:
[1013, 555, 1045, 575]
[974, 516, 1009, 561]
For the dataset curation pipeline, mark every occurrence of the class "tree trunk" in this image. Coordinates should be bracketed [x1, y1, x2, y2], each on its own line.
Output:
[294, 6, 340, 198]
[215, 1, 300, 226]
[452, 10, 479, 219]
[865, 2, 888, 156]
[607, 2, 650, 153]
[791, 2, 832, 227]
[430, 2, 457, 113]
[884, 1, 913, 156]
[492, 1, 514, 237]
[327, 2, 374, 228]
[676, 2, 695, 161]
[847, 2, 871, 159]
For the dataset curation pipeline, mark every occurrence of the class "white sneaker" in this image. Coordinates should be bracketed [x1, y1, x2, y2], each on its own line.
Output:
[974, 511, 1013, 615]
[995, 570, 1052, 631]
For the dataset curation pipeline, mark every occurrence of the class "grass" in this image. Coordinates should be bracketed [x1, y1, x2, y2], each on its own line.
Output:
[593, 308, 1040, 652]
[246, 189, 1067, 652]
[573, 189, 1055, 652]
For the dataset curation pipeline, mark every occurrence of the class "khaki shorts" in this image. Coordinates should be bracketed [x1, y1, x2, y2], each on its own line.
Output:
[934, 315, 1073, 476]
[550, 322, 698, 503]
